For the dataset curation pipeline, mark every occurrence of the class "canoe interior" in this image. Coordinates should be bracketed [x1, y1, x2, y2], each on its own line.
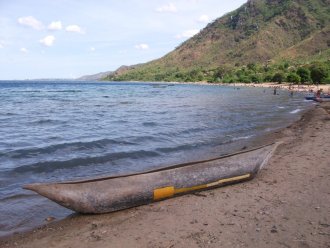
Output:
[56, 142, 277, 184]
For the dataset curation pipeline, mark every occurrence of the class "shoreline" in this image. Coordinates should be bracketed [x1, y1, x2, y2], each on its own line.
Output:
[108, 80, 330, 94]
[1, 103, 329, 247]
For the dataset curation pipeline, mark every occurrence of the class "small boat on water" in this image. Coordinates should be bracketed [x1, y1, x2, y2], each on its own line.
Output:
[24, 143, 279, 214]
[305, 93, 330, 102]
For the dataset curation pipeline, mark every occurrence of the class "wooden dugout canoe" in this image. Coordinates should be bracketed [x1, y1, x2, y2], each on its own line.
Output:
[24, 142, 279, 214]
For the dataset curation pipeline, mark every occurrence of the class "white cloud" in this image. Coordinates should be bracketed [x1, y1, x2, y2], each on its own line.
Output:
[20, 47, 28, 53]
[48, 21, 62, 30]
[0, 41, 4, 49]
[156, 3, 177, 13]
[135, 43, 149, 50]
[39, 35, 55, 47]
[198, 15, 210, 23]
[176, 29, 199, 39]
[18, 16, 44, 30]
[90, 47, 96, 52]
[65, 25, 85, 34]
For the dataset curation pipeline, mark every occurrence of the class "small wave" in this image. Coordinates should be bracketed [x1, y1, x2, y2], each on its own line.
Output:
[130, 135, 166, 143]
[277, 106, 285, 109]
[47, 90, 82, 93]
[232, 135, 254, 141]
[177, 127, 205, 135]
[142, 122, 158, 127]
[120, 101, 134, 105]
[156, 143, 198, 153]
[1, 139, 137, 159]
[31, 119, 65, 125]
[1, 193, 37, 202]
[155, 111, 168, 115]
[0, 112, 17, 116]
[11, 90, 41, 93]
[290, 109, 301, 114]
[112, 120, 128, 124]
[11, 150, 160, 174]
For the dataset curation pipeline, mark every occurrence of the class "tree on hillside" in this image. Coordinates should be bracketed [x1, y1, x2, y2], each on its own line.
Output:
[296, 67, 311, 83]
[250, 75, 261, 83]
[263, 74, 273, 82]
[213, 67, 226, 81]
[272, 72, 285, 84]
[287, 73, 301, 83]
[247, 63, 257, 71]
[310, 65, 328, 84]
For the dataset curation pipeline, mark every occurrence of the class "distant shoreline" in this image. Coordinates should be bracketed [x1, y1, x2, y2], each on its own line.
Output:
[102, 80, 330, 93]
[2, 80, 329, 94]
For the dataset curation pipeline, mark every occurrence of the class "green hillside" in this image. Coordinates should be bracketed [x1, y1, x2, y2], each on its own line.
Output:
[105, 0, 330, 83]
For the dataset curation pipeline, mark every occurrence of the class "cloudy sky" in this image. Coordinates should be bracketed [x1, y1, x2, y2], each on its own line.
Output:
[0, 0, 246, 80]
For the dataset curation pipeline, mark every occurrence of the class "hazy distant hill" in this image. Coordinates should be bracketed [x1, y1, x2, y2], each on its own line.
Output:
[77, 71, 113, 81]
[105, 0, 330, 82]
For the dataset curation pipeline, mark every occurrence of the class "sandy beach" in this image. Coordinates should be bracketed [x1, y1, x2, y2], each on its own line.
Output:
[229, 83, 330, 94]
[210, 82, 330, 94]
[130, 81, 330, 94]
[1, 102, 330, 248]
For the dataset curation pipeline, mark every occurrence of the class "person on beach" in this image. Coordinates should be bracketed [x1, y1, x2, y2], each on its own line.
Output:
[273, 87, 277, 95]
[316, 89, 322, 98]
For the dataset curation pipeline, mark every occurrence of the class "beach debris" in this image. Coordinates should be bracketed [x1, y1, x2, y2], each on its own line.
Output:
[90, 223, 98, 230]
[45, 216, 55, 222]
[270, 225, 278, 233]
[190, 219, 198, 224]
[90, 231, 101, 241]
[192, 192, 207, 197]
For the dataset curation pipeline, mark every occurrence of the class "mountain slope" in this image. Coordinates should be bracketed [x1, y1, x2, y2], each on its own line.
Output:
[77, 71, 113, 81]
[105, 0, 330, 81]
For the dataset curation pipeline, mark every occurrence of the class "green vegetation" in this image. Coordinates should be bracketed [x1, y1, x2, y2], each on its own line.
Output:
[105, 60, 330, 85]
[296, 67, 311, 83]
[286, 73, 301, 83]
[310, 64, 328, 83]
[102, 0, 330, 84]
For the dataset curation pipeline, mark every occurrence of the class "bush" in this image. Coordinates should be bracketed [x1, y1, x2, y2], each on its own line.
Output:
[250, 75, 261, 83]
[296, 67, 311, 83]
[287, 73, 301, 83]
[247, 63, 257, 71]
[238, 75, 252, 83]
[223, 75, 236, 83]
[310, 65, 328, 84]
[272, 72, 285, 83]
[263, 74, 273, 82]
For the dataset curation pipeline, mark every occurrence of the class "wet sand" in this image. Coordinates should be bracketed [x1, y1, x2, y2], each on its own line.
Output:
[1, 103, 330, 248]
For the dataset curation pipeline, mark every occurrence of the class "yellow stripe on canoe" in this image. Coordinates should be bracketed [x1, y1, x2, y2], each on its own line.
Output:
[153, 173, 250, 200]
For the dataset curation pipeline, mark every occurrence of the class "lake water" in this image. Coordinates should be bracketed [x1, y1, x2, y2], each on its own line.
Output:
[0, 81, 313, 236]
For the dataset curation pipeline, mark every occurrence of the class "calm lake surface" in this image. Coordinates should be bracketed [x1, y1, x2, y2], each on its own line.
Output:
[0, 81, 313, 236]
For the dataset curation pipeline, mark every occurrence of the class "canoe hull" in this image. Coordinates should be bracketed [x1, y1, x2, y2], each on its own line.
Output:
[24, 143, 279, 213]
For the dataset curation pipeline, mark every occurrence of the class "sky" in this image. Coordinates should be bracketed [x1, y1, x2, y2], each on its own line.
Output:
[0, 0, 247, 80]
